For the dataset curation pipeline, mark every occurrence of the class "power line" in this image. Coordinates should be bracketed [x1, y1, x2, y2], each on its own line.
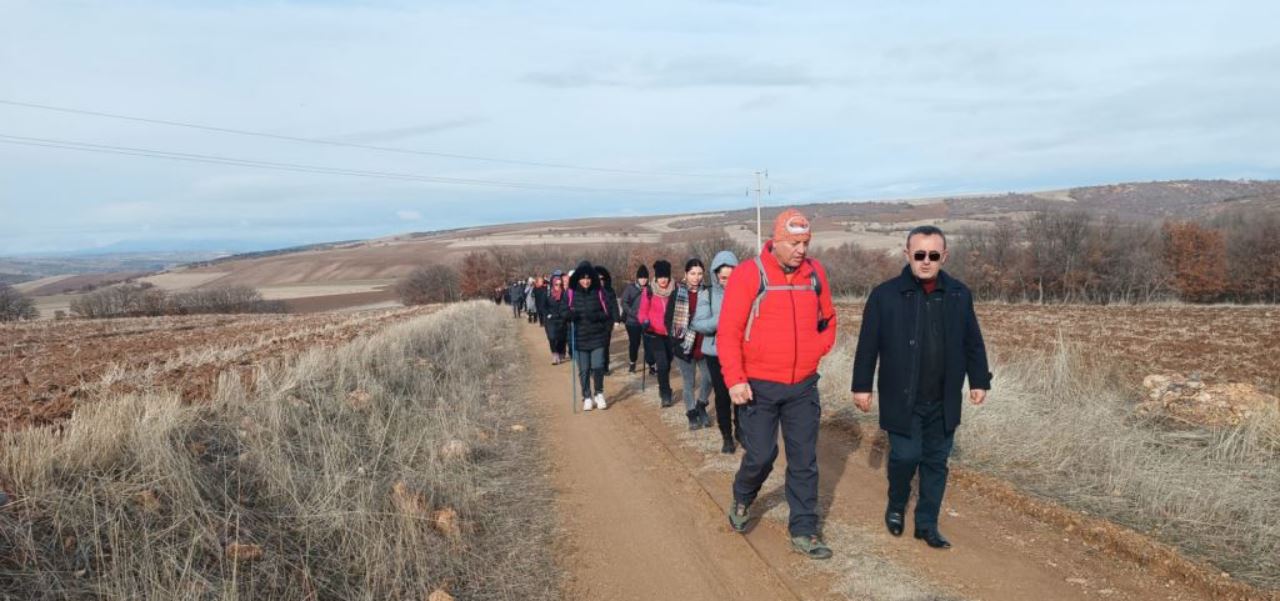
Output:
[0, 98, 740, 180]
[0, 133, 730, 197]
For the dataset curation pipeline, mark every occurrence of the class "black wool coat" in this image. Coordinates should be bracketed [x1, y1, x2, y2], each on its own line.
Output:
[851, 266, 992, 435]
[566, 263, 615, 351]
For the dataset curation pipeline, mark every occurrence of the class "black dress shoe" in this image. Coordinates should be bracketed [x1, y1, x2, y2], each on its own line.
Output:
[914, 528, 951, 549]
[885, 511, 905, 537]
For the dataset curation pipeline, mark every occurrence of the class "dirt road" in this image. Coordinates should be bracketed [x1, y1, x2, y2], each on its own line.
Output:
[520, 320, 1265, 601]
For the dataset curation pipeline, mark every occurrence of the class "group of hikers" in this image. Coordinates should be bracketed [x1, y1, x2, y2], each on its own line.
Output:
[495, 208, 991, 561]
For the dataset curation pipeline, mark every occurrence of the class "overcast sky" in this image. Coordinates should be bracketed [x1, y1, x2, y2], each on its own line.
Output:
[2, 0, 1278, 254]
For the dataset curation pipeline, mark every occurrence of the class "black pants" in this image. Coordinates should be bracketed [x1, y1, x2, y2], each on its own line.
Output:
[886, 402, 955, 531]
[545, 324, 566, 355]
[626, 323, 650, 367]
[705, 355, 740, 441]
[512, 300, 523, 318]
[732, 375, 821, 537]
[645, 333, 674, 399]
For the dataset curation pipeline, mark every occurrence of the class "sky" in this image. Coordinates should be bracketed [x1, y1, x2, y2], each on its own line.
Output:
[2, 0, 1278, 254]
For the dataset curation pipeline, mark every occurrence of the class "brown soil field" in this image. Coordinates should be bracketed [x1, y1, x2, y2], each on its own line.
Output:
[836, 302, 1280, 393]
[0, 306, 436, 432]
[23, 271, 153, 296]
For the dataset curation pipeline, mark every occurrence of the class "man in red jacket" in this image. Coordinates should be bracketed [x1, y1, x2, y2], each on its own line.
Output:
[720, 208, 838, 560]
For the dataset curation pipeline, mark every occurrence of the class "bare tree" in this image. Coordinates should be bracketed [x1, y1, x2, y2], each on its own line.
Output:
[397, 264, 462, 305]
[0, 283, 39, 321]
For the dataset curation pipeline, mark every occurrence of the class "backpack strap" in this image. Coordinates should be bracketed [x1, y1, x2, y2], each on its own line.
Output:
[744, 257, 824, 342]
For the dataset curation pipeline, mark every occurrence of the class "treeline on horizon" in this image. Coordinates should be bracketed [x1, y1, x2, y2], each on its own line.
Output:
[404, 209, 1280, 306]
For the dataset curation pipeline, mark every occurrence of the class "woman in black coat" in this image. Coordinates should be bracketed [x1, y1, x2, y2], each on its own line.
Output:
[567, 261, 615, 410]
[594, 265, 621, 374]
[543, 272, 569, 364]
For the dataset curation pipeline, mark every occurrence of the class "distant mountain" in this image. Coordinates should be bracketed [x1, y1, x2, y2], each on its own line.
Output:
[0, 252, 233, 278]
[145, 179, 1279, 290]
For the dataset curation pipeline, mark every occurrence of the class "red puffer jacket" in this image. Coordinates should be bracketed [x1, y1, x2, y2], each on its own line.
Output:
[717, 242, 838, 386]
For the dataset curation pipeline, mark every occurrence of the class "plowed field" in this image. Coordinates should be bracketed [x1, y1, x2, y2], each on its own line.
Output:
[0, 306, 436, 431]
[836, 302, 1280, 392]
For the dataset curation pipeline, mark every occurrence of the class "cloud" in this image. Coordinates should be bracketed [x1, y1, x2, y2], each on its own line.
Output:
[396, 210, 423, 221]
[323, 117, 489, 144]
[525, 55, 829, 89]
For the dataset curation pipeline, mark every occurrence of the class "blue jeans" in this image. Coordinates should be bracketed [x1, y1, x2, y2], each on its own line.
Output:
[575, 346, 606, 397]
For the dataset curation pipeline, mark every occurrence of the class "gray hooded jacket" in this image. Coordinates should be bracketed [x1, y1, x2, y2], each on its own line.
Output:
[689, 250, 740, 356]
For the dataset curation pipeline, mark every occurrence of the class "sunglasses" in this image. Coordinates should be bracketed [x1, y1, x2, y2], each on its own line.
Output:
[912, 251, 942, 262]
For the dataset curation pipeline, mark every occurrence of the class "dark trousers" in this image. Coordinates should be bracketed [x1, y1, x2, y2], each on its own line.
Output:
[625, 323, 650, 366]
[545, 325, 566, 356]
[512, 299, 523, 317]
[732, 376, 821, 537]
[886, 402, 955, 530]
[705, 355, 740, 441]
[575, 346, 606, 397]
[646, 333, 674, 399]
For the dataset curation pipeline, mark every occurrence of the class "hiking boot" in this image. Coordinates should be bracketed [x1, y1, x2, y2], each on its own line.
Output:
[628, 362, 637, 374]
[648, 365, 657, 376]
[686, 409, 702, 431]
[721, 436, 736, 454]
[790, 534, 833, 560]
[593, 392, 608, 410]
[728, 501, 751, 533]
[696, 402, 712, 427]
[583, 397, 594, 411]
[659, 392, 673, 408]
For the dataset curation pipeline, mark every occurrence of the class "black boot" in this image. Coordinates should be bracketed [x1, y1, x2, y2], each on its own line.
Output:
[628, 362, 637, 373]
[686, 409, 702, 431]
[721, 434, 736, 454]
[660, 391, 673, 408]
[696, 402, 712, 427]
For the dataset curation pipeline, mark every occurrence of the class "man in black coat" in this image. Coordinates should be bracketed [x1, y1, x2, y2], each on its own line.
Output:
[851, 225, 991, 550]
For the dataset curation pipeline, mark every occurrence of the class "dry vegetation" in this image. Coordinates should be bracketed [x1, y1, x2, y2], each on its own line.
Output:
[0, 301, 557, 600]
[819, 302, 1280, 591]
[0, 306, 437, 431]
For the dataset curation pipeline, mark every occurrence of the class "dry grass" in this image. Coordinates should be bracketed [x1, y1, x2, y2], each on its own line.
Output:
[0, 301, 558, 600]
[956, 340, 1280, 588]
[817, 326, 1280, 590]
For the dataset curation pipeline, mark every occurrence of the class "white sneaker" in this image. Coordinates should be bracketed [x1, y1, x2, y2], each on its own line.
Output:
[593, 392, 607, 410]
[583, 397, 594, 411]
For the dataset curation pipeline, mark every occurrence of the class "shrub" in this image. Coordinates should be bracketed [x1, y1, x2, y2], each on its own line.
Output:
[0, 282, 39, 321]
[397, 264, 462, 305]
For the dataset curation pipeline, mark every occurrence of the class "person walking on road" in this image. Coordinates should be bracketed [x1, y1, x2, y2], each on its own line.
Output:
[671, 258, 713, 430]
[620, 265, 653, 375]
[567, 261, 616, 411]
[719, 208, 838, 560]
[543, 271, 569, 365]
[637, 260, 677, 407]
[690, 250, 743, 453]
[851, 225, 992, 550]
[595, 265, 621, 375]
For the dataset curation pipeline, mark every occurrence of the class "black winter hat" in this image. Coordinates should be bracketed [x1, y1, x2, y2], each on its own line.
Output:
[572, 260, 598, 291]
[653, 260, 672, 280]
[636, 264, 650, 279]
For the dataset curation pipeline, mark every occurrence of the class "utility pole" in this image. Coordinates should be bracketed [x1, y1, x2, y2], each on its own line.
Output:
[751, 169, 770, 250]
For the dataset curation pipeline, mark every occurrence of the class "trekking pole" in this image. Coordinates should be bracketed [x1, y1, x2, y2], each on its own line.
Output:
[640, 334, 647, 393]
[570, 322, 578, 414]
